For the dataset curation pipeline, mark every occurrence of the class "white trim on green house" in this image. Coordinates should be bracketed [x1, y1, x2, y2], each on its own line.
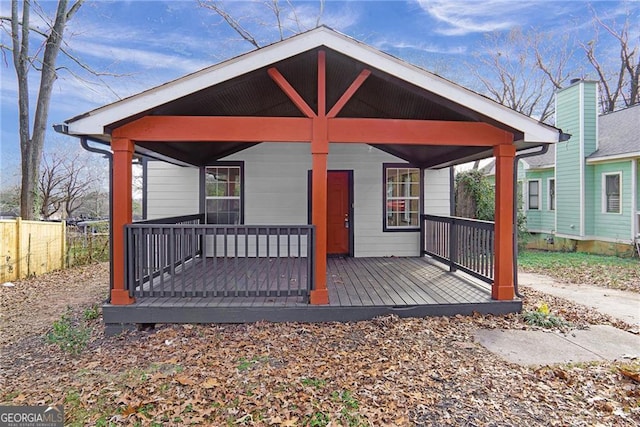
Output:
[579, 83, 585, 236]
[632, 160, 638, 239]
[586, 152, 640, 163]
[601, 171, 623, 215]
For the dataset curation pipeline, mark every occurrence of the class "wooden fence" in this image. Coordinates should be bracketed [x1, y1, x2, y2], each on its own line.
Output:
[0, 218, 66, 282]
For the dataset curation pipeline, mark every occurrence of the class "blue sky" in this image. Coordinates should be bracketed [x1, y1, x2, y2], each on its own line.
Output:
[1, 0, 637, 187]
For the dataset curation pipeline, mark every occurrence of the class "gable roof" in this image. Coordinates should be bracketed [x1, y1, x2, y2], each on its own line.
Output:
[61, 26, 561, 168]
[588, 104, 640, 161]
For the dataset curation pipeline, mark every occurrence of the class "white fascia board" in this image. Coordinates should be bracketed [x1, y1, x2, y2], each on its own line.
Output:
[66, 30, 333, 136]
[66, 27, 560, 144]
[586, 152, 640, 163]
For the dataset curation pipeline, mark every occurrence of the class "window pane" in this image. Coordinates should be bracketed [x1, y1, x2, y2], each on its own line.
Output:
[206, 165, 242, 224]
[549, 179, 555, 211]
[528, 181, 539, 209]
[206, 166, 241, 197]
[605, 175, 620, 213]
[606, 175, 620, 195]
[206, 199, 240, 224]
[384, 166, 420, 229]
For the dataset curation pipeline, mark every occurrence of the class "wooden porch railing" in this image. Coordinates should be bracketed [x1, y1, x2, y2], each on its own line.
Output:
[420, 214, 494, 284]
[125, 214, 315, 298]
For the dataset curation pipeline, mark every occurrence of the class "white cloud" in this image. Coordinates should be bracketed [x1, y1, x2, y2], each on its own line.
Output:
[415, 0, 537, 35]
[68, 40, 211, 75]
[374, 38, 467, 55]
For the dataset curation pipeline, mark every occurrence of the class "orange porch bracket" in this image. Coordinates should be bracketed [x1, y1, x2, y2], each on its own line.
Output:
[110, 136, 135, 305]
[492, 144, 516, 300]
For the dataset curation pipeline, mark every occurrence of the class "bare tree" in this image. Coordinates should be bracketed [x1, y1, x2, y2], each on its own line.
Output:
[198, 0, 324, 48]
[2, 0, 84, 220]
[61, 153, 99, 218]
[581, 8, 639, 112]
[472, 27, 574, 123]
[38, 151, 100, 219]
[0, 185, 21, 216]
[38, 153, 66, 219]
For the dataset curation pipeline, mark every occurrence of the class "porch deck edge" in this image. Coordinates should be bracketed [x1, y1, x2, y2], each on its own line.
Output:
[103, 300, 522, 328]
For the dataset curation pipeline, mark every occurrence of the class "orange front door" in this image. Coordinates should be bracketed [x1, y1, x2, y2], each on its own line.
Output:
[327, 171, 350, 255]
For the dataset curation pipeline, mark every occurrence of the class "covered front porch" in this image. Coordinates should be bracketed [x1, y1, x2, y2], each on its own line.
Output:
[102, 213, 516, 330]
[60, 27, 562, 328]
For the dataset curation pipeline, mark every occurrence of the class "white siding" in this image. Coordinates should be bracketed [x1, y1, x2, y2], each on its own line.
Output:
[424, 168, 450, 216]
[224, 143, 311, 224]
[146, 161, 199, 219]
[145, 143, 452, 257]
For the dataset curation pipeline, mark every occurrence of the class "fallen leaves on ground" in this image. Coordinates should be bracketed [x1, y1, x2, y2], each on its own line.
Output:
[0, 262, 109, 346]
[0, 264, 638, 426]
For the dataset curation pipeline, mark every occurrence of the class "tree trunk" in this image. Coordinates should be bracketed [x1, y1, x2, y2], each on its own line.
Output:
[13, 0, 83, 219]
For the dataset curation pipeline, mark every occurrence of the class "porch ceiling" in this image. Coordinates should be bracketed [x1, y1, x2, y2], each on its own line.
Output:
[110, 48, 524, 168]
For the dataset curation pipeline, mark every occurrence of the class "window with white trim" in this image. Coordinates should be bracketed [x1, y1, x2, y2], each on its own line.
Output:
[603, 173, 621, 214]
[548, 178, 555, 211]
[384, 165, 420, 230]
[527, 180, 540, 210]
[205, 164, 243, 224]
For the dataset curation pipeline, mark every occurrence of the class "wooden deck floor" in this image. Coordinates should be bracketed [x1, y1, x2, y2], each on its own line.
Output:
[103, 257, 520, 331]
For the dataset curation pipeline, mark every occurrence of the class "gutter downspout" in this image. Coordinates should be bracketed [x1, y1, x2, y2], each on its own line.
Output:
[512, 132, 570, 298]
[512, 144, 550, 298]
[80, 136, 115, 299]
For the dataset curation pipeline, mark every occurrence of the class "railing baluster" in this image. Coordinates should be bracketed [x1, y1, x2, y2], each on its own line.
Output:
[233, 227, 238, 297]
[286, 229, 292, 295]
[223, 227, 229, 297]
[265, 227, 271, 292]
[244, 227, 249, 297]
[213, 227, 218, 297]
[297, 227, 302, 296]
[136, 228, 144, 296]
[276, 227, 281, 296]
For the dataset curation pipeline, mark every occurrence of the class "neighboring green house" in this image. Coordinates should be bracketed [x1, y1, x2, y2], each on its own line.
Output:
[523, 80, 639, 255]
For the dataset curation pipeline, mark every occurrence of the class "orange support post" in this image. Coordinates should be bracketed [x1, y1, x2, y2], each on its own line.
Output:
[492, 144, 516, 300]
[110, 136, 135, 305]
[310, 50, 329, 305]
[310, 143, 329, 304]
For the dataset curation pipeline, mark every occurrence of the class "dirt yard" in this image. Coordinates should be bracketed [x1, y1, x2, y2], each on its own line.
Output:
[1, 262, 638, 426]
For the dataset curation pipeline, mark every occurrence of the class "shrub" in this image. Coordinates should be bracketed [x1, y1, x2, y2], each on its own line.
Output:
[46, 308, 90, 356]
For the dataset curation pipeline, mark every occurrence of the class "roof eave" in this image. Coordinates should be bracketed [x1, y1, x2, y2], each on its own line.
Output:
[65, 26, 561, 145]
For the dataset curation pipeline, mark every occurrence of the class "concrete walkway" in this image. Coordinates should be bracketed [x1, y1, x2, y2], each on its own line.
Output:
[518, 271, 640, 327]
[475, 272, 640, 366]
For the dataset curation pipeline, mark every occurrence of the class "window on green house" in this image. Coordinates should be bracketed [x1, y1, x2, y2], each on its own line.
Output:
[604, 173, 621, 214]
[548, 179, 555, 211]
[527, 180, 540, 210]
[205, 163, 243, 224]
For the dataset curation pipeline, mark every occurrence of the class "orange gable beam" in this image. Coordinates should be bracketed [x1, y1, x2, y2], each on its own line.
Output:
[268, 67, 317, 118]
[327, 69, 371, 118]
[113, 116, 313, 142]
[328, 118, 514, 146]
